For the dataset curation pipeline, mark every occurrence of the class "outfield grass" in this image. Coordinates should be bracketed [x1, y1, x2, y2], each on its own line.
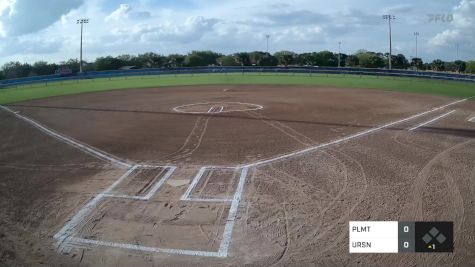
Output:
[0, 73, 474, 104]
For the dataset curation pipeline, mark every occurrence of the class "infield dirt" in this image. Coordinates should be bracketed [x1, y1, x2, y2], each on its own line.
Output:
[1, 85, 474, 266]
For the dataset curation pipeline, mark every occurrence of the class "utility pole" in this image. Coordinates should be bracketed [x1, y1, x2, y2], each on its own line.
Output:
[414, 32, 419, 70]
[77, 18, 89, 73]
[338, 42, 341, 68]
[383, 15, 395, 70]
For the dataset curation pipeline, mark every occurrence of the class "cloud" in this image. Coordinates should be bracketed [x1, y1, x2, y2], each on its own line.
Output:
[0, 36, 62, 56]
[104, 3, 150, 22]
[381, 4, 413, 14]
[108, 16, 219, 44]
[429, 0, 475, 47]
[0, 0, 83, 36]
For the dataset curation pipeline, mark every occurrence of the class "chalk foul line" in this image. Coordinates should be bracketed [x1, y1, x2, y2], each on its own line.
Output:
[243, 97, 469, 167]
[0, 105, 131, 168]
[408, 110, 456, 131]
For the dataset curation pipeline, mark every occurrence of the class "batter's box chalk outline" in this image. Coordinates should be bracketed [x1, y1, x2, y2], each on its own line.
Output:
[54, 166, 249, 258]
[180, 166, 238, 203]
[102, 165, 177, 200]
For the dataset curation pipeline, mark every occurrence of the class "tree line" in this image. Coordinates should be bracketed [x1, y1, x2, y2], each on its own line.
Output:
[1, 50, 475, 80]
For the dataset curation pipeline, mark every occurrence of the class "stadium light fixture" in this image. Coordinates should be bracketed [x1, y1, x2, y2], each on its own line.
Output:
[77, 18, 89, 73]
[265, 34, 270, 54]
[414, 32, 419, 71]
[382, 15, 395, 70]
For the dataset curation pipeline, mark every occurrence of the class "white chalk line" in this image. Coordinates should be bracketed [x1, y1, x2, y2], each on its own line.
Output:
[54, 165, 138, 244]
[408, 110, 456, 131]
[4, 97, 471, 257]
[218, 167, 249, 257]
[242, 98, 470, 167]
[67, 237, 224, 258]
[0, 105, 131, 168]
[62, 166, 248, 258]
[469, 115, 475, 122]
[173, 102, 263, 114]
[103, 165, 176, 200]
[181, 166, 238, 201]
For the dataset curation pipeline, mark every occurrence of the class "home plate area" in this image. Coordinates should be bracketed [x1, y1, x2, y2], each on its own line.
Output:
[62, 165, 248, 257]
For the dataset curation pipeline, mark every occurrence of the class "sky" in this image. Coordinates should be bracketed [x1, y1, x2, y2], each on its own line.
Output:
[0, 0, 474, 65]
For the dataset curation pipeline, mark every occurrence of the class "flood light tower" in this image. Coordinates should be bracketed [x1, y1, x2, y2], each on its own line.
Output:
[338, 41, 341, 68]
[266, 34, 270, 54]
[77, 18, 89, 73]
[382, 15, 395, 70]
[414, 32, 419, 70]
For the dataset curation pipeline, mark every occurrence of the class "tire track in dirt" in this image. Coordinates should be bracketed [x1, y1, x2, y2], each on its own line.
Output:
[268, 203, 290, 267]
[245, 111, 315, 147]
[161, 116, 212, 161]
[409, 139, 472, 220]
[401, 139, 473, 267]
[392, 130, 437, 153]
[247, 146, 366, 266]
[298, 148, 367, 256]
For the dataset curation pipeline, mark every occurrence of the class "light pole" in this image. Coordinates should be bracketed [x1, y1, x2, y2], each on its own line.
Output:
[338, 41, 341, 68]
[414, 32, 419, 70]
[265, 34, 270, 54]
[456, 43, 459, 59]
[77, 18, 89, 73]
[383, 15, 395, 70]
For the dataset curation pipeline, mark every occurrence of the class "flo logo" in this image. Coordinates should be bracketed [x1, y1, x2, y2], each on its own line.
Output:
[428, 14, 454, 23]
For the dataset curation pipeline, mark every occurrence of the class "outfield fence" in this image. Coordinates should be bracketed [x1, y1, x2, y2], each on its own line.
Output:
[1, 66, 474, 88]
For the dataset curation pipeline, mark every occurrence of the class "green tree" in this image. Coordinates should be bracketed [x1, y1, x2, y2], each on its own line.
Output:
[296, 53, 314, 66]
[411, 57, 424, 70]
[391, 54, 409, 69]
[165, 54, 186, 68]
[274, 51, 296, 66]
[249, 51, 266, 66]
[465, 61, 475, 74]
[94, 56, 125, 70]
[116, 54, 139, 67]
[345, 55, 359, 67]
[260, 54, 278, 66]
[356, 52, 384, 68]
[136, 52, 165, 68]
[454, 60, 466, 72]
[1, 61, 33, 78]
[60, 59, 80, 73]
[431, 59, 445, 71]
[234, 52, 251, 66]
[313, 51, 338, 67]
[185, 51, 222, 67]
[217, 55, 240, 66]
[32, 61, 58, 76]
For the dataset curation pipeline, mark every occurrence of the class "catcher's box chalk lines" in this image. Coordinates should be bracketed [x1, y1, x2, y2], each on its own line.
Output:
[0, 96, 471, 257]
